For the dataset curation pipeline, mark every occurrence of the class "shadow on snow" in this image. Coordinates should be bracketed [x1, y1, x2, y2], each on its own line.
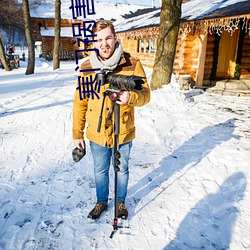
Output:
[164, 172, 247, 249]
[128, 118, 239, 213]
[0, 100, 72, 117]
[127, 118, 243, 248]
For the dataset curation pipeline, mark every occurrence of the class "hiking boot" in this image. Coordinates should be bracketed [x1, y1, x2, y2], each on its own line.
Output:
[87, 202, 108, 220]
[117, 202, 128, 219]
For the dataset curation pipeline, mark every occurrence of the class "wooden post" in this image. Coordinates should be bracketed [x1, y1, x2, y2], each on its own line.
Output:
[195, 32, 207, 88]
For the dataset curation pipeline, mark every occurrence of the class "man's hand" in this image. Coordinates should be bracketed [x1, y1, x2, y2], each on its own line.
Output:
[116, 90, 130, 105]
[72, 139, 86, 162]
[74, 139, 85, 149]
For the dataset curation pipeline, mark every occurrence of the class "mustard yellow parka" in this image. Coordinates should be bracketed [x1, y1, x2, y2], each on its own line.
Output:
[72, 52, 150, 148]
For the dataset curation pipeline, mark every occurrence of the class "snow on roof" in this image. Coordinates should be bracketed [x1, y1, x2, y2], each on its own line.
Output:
[114, 8, 160, 32]
[30, 1, 150, 21]
[40, 27, 73, 37]
[182, 0, 250, 21]
[114, 0, 250, 33]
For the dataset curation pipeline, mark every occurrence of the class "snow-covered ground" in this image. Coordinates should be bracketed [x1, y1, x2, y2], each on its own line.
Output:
[0, 49, 250, 250]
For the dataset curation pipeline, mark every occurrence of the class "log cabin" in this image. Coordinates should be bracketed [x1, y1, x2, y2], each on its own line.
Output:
[115, 0, 250, 94]
[31, 17, 88, 61]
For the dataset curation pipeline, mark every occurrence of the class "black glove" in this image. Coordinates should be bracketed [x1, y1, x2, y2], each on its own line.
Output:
[72, 146, 86, 162]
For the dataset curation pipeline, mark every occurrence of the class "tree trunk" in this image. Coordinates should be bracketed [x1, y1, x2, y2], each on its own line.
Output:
[151, 0, 182, 90]
[53, 0, 61, 70]
[0, 37, 11, 71]
[22, 0, 35, 75]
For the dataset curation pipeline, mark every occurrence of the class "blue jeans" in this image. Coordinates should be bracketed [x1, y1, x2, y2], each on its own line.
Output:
[90, 141, 132, 205]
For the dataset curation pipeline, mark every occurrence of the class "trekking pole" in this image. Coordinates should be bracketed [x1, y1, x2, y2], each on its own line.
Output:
[110, 101, 121, 238]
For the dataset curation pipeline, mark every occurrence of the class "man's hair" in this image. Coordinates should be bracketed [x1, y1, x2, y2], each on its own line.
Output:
[92, 20, 116, 36]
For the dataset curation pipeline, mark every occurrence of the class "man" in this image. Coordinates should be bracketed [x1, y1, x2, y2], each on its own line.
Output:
[72, 20, 150, 220]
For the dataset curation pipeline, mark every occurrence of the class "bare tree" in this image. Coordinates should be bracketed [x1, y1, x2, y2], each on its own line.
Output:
[0, 37, 11, 71]
[0, 0, 24, 37]
[22, 0, 35, 75]
[151, 0, 182, 90]
[0, 0, 23, 71]
[53, 0, 61, 70]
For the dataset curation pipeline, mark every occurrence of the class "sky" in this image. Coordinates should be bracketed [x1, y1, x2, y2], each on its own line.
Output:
[0, 48, 249, 250]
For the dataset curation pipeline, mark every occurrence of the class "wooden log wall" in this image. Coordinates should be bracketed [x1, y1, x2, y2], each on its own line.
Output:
[173, 34, 199, 81]
[41, 37, 74, 57]
[41, 36, 86, 60]
[134, 53, 155, 68]
[203, 33, 216, 82]
[173, 35, 185, 74]
[120, 38, 156, 68]
[121, 39, 137, 54]
[183, 35, 198, 79]
[120, 30, 200, 78]
[41, 37, 54, 58]
[32, 18, 73, 30]
[32, 17, 87, 60]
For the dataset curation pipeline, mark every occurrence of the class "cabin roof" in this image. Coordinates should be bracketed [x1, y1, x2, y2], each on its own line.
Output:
[115, 0, 250, 33]
[182, 0, 250, 21]
[40, 27, 73, 38]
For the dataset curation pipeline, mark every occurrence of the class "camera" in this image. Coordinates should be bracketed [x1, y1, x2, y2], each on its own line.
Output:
[97, 70, 144, 90]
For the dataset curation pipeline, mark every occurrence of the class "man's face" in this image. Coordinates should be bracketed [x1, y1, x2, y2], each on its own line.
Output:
[94, 27, 117, 60]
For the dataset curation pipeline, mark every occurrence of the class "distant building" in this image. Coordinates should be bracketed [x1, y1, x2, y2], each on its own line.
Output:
[30, 2, 151, 62]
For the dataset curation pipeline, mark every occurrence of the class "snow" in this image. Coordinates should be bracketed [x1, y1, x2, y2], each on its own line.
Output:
[30, 0, 250, 37]
[182, 0, 249, 21]
[30, 1, 151, 20]
[114, 9, 160, 32]
[0, 48, 250, 249]
[94, 0, 161, 7]
[114, 0, 249, 32]
[41, 27, 74, 38]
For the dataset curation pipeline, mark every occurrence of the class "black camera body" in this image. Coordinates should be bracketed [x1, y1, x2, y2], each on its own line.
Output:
[97, 70, 144, 90]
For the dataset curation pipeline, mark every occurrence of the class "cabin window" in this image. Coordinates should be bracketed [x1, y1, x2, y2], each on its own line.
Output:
[137, 38, 156, 54]
[137, 39, 141, 53]
[137, 38, 146, 53]
[150, 38, 155, 53]
[145, 38, 149, 53]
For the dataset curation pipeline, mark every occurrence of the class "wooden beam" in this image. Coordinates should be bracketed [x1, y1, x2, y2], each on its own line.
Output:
[195, 33, 208, 87]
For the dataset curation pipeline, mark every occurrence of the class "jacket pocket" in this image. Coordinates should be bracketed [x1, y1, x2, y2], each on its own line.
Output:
[120, 107, 134, 134]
